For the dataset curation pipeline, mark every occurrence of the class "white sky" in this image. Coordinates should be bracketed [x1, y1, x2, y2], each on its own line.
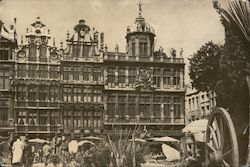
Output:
[0, 0, 227, 84]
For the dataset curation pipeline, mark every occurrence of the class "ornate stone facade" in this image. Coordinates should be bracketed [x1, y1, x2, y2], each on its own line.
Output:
[1, 3, 185, 138]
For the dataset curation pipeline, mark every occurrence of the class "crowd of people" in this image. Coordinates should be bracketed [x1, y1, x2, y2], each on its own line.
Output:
[0, 132, 91, 167]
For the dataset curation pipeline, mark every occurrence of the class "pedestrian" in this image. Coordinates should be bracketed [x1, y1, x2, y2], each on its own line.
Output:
[43, 142, 51, 166]
[0, 133, 13, 164]
[22, 138, 33, 167]
[12, 137, 24, 166]
[59, 136, 68, 167]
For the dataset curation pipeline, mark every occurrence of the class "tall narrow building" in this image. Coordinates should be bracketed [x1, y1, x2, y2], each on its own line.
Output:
[13, 17, 61, 138]
[0, 20, 17, 136]
[61, 19, 104, 136]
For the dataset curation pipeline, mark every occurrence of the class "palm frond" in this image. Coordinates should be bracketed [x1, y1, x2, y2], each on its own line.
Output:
[221, 0, 250, 42]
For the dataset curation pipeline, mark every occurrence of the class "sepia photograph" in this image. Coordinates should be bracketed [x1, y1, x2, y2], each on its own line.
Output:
[0, 0, 249, 166]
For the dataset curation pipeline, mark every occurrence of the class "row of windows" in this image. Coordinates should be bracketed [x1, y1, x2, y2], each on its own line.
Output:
[17, 65, 60, 79]
[63, 87, 102, 103]
[72, 45, 93, 58]
[131, 42, 148, 56]
[17, 85, 59, 101]
[107, 95, 182, 117]
[63, 66, 102, 81]
[107, 102, 181, 118]
[17, 110, 102, 128]
[63, 110, 102, 127]
[17, 110, 59, 126]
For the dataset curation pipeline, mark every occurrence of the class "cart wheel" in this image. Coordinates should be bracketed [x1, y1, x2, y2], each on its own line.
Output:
[205, 107, 239, 167]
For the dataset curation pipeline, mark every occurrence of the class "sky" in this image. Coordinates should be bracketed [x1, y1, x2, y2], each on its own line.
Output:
[0, 0, 227, 84]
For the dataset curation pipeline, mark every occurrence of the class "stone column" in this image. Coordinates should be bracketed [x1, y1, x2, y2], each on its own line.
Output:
[160, 103, 164, 122]
[180, 69, 184, 89]
[170, 97, 174, 123]
[125, 67, 129, 87]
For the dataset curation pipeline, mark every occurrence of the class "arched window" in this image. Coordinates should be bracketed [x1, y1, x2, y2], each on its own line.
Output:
[29, 45, 37, 61]
[39, 45, 47, 62]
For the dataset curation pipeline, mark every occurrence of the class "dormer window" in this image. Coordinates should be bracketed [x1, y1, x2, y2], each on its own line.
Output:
[30, 36, 35, 43]
[29, 45, 37, 61]
[139, 41, 147, 57]
[39, 45, 47, 62]
[41, 36, 46, 44]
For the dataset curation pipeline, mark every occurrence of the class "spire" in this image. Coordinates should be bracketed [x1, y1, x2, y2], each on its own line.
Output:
[138, 1, 143, 17]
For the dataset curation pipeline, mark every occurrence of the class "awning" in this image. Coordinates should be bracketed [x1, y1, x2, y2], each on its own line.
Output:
[182, 119, 208, 133]
[147, 136, 179, 142]
[29, 138, 51, 144]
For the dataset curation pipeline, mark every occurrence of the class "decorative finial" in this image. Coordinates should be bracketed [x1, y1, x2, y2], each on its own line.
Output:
[53, 37, 55, 47]
[48, 29, 50, 34]
[26, 28, 29, 33]
[66, 30, 70, 40]
[138, 1, 143, 16]
[21, 35, 23, 44]
[60, 41, 63, 49]
[115, 44, 119, 53]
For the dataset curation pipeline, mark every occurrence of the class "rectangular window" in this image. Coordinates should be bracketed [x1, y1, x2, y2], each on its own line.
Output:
[153, 68, 161, 88]
[28, 85, 37, 101]
[128, 95, 136, 117]
[132, 42, 135, 56]
[18, 64, 26, 77]
[173, 69, 180, 87]
[82, 110, 91, 127]
[50, 66, 59, 79]
[0, 98, 9, 124]
[118, 68, 126, 87]
[28, 65, 36, 78]
[0, 69, 9, 90]
[39, 65, 48, 78]
[118, 96, 126, 117]
[17, 85, 26, 101]
[74, 87, 82, 102]
[83, 67, 91, 81]
[83, 87, 92, 102]
[39, 86, 47, 101]
[73, 45, 80, 58]
[128, 68, 136, 87]
[63, 66, 71, 80]
[173, 97, 181, 118]
[107, 95, 116, 117]
[0, 48, 9, 60]
[93, 67, 101, 82]
[139, 42, 147, 57]
[73, 66, 81, 80]
[163, 69, 171, 88]
[82, 45, 90, 58]
[50, 86, 59, 102]
[139, 95, 151, 118]
[107, 67, 116, 87]
[93, 89, 101, 102]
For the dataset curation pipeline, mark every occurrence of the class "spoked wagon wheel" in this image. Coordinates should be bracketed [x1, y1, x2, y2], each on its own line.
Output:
[205, 107, 239, 167]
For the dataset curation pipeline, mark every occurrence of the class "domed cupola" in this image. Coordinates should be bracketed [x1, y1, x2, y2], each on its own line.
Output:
[126, 1, 155, 58]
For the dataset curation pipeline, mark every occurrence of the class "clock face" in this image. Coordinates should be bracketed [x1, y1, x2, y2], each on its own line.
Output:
[18, 51, 26, 58]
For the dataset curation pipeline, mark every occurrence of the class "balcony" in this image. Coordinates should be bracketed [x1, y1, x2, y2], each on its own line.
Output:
[104, 53, 184, 64]
[15, 124, 62, 133]
[15, 100, 60, 109]
[104, 115, 184, 125]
